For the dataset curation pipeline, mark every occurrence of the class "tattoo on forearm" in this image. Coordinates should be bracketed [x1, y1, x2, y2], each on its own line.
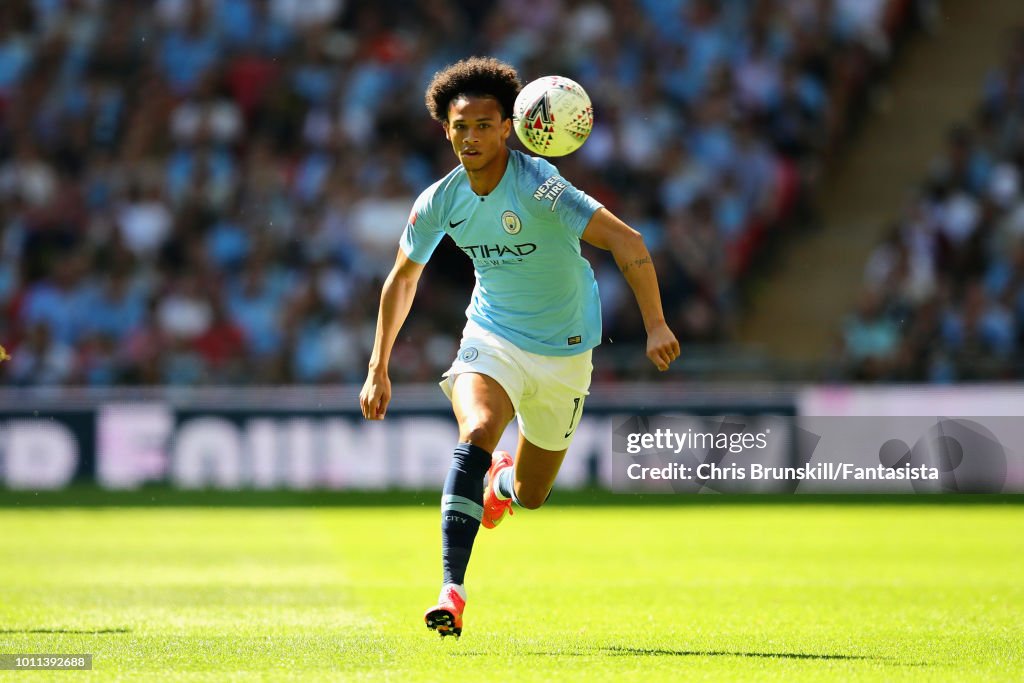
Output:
[619, 256, 652, 274]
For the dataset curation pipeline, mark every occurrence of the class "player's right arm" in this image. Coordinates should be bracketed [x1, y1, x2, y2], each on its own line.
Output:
[359, 248, 426, 420]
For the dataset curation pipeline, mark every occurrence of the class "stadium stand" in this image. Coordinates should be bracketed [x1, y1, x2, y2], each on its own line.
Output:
[837, 24, 1024, 381]
[0, 0, 924, 385]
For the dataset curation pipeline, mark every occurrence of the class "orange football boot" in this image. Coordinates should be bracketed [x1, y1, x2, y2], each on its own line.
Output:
[424, 584, 466, 637]
[482, 450, 515, 529]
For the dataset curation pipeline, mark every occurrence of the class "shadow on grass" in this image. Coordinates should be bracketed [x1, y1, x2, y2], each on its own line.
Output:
[452, 645, 930, 665]
[601, 646, 876, 660]
[0, 628, 131, 635]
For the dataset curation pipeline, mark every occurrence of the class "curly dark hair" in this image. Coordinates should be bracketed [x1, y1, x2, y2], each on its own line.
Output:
[424, 56, 521, 123]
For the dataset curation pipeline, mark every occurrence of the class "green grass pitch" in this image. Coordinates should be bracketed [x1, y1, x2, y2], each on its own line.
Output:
[1, 499, 1021, 681]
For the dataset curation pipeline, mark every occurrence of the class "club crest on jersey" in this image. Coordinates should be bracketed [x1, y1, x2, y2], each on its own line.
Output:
[459, 347, 479, 362]
[501, 210, 522, 235]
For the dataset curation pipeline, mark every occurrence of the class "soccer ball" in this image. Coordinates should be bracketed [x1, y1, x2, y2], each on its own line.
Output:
[513, 76, 593, 157]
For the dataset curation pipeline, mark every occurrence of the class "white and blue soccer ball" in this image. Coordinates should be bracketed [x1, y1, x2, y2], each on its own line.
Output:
[513, 76, 593, 157]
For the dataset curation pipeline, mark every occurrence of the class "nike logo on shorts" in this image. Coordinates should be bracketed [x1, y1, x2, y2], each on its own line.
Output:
[449, 218, 467, 228]
[564, 397, 582, 438]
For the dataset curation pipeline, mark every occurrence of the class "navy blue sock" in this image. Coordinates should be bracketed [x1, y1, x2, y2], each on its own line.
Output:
[441, 443, 491, 586]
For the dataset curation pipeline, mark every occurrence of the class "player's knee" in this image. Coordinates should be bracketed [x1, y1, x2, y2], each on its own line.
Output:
[514, 487, 549, 510]
[459, 421, 502, 449]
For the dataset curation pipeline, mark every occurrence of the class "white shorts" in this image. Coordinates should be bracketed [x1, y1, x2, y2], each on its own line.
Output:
[439, 319, 593, 451]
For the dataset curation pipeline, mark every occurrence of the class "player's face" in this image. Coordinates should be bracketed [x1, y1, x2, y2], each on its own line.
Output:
[444, 96, 511, 173]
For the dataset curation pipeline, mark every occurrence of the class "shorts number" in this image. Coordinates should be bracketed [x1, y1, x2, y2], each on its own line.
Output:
[563, 397, 582, 438]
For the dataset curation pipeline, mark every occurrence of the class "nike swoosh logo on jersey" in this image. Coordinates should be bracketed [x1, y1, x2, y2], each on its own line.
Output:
[449, 218, 467, 228]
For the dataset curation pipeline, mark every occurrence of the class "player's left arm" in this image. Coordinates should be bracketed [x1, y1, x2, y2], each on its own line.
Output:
[581, 207, 680, 371]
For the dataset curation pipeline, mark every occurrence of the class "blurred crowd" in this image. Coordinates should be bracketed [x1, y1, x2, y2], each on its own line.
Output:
[838, 25, 1024, 381]
[0, 0, 916, 386]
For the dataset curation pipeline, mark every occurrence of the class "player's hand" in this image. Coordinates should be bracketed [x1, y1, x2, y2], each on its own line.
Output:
[359, 369, 392, 420]
[646, 322, 680, 372]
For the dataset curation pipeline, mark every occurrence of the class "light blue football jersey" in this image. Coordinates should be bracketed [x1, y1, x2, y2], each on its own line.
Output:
[400, 150, 603, 356]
